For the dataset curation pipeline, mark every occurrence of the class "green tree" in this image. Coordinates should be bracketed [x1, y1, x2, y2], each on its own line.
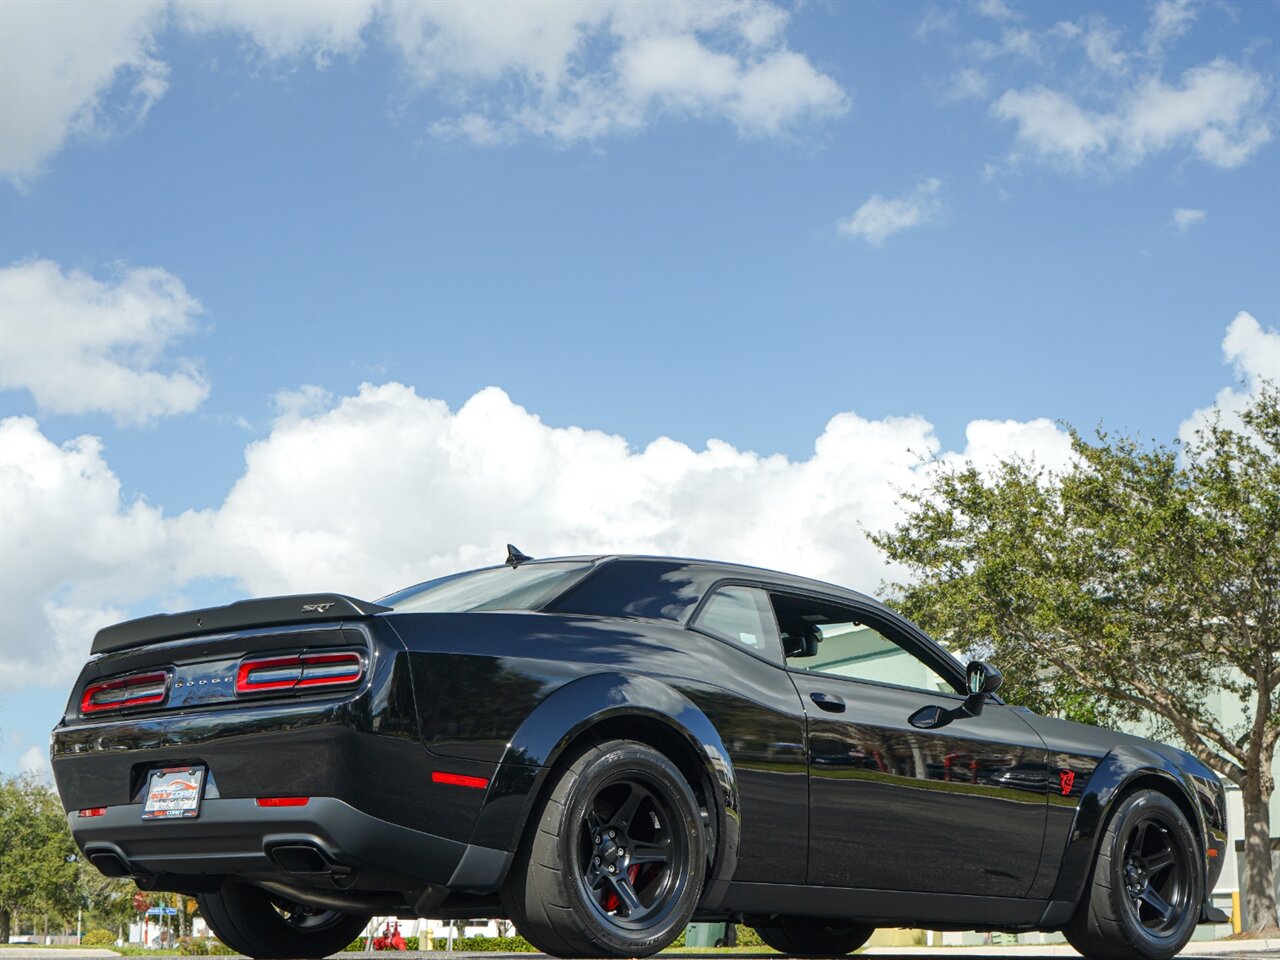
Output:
[872, 384, 1280, 934]
[80, 866, 136, 939]
[0, 774, 79, 942]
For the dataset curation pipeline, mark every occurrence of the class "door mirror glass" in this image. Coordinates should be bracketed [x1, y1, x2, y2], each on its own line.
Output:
[963, 660, 1003, 716]
[967, 660, 1003, 696]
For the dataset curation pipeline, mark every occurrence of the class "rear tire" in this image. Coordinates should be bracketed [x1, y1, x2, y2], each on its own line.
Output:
[1064, 789, 1201, 960]
[750, 918, 875, 957]
[197, 882, 369, 959]
[501, 739, 707, 958]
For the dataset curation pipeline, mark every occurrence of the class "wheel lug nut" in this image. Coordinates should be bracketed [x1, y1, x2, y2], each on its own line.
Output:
[608, 829, 616, 838]
[594, 835, 600, 845]
[593, 857, 600, 865]
[608, 864, 616, 873]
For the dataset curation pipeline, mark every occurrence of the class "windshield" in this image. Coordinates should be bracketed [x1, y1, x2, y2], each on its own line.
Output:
[378, 562, 594, 614]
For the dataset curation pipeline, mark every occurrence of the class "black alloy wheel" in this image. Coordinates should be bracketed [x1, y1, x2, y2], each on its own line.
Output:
[502, 740, 707, 958]
[1065, 789, 1201, 960]
[579, 772, 688, 927]
[1120, 811, 1191, 935]
[750, 918, 875, 957]
[197, 882, 369, 959]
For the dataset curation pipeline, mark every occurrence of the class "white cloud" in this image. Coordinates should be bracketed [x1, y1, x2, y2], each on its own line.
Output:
[397, 2, 849, 143]
[1, 0, 846, 181]
[1079, 20, 1129, 74]
[944, 67, 991, 102]
[173, 0, 379, 64]
[271, 384, 335, 422]
[1119, 60, 1273, 168]
[0, 416, 163, 690]
[1, 383, 1074, 689]
[942, 418, 1071, 474]
[1180, 312, 1280, 443]
[971, 27, 1041, 62]
[991, 59, 1273, 172]
[0, 0, 168, 184]
[992, 87, 1110, 165]
[837, 177, 944, 247]
[1172, 207, 1206, 233]
[914, 6, 957, 41]
[975, 0, 1020, 22]
[1145, 0, 1196, 59]
[938, 1, 1274, 177]
[18, 746, 51, 780]
[0, 259, 208, 426]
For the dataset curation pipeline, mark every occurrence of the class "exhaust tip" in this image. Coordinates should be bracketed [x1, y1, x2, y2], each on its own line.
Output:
[266, 842, 344, 874]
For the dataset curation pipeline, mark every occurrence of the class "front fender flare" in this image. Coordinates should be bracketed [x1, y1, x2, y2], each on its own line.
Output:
[1047, 744, 1209, 909]
[467, 672, 740, 901]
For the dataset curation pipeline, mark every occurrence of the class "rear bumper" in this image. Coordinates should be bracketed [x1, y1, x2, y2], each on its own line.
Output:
[70, 796, 511, 893]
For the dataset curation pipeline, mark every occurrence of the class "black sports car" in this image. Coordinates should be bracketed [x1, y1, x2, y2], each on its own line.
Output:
[52, 551, 1228, 960]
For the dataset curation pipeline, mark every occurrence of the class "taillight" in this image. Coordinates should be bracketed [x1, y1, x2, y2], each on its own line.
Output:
[81, 671, 171, 715]
[256, 797, 310, 807]
[79, 807, 107, 818]
[236, 651, 364, 696]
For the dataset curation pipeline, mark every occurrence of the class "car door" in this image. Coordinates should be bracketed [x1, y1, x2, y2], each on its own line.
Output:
[770, 591, 1050, 898]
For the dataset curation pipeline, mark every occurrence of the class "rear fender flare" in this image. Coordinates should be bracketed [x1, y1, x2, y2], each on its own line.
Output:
[468, 672, 740, 899]
[1048, 744, 1208, 908]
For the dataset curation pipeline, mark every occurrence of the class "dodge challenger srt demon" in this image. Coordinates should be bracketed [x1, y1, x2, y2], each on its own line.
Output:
[51, 550, 1229, 960]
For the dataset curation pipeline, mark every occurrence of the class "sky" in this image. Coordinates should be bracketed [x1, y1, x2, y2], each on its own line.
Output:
[1, 0, 1278, 777]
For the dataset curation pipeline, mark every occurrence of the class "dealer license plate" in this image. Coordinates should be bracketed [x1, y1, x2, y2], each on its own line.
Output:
[141, 766, 205, 820]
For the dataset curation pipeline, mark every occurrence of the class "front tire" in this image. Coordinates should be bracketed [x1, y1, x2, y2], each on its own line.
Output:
[501, 739, 707, 958]
[1064, 789, 1202, 960]
[750, 918, 875, 957]
[197, 882, 369, 959]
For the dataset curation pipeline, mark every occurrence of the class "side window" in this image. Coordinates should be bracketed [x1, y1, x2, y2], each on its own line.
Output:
[693, 586, 781, 662]
[772, 593, 958, 695]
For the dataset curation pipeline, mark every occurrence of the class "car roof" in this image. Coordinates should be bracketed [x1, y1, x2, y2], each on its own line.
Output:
[530, 553, 885, 611]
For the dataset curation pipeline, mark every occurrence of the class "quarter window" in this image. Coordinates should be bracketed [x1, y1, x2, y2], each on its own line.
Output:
[693, 587, 781, 661]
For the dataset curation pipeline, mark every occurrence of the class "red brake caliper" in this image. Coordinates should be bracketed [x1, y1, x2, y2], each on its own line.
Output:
[602, 865, 642, 912]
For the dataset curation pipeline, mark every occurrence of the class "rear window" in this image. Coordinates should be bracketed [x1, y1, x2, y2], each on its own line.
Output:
[379, 562, 593, 614]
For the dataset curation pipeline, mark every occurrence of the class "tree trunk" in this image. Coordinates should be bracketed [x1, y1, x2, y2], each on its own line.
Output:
[1242, 774, 1279, 933]
[0, 908, 10, 944]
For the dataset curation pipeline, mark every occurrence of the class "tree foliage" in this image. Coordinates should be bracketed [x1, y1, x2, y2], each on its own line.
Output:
[0, 774, 79, 941]
[873, 384, 1280, 932]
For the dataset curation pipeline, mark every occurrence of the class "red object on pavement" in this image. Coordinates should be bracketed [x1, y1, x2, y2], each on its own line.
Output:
[372, 921, 407, 950]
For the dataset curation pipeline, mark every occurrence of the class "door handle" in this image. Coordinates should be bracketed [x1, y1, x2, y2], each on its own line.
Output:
[810, 691, 846, 713]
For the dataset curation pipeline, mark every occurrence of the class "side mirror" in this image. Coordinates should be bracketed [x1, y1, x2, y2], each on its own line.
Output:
[908, 704, 951, 730]
[963, 660, 1003, 716]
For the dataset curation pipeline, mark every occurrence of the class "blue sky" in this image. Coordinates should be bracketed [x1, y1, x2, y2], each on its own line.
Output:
[1, 0, 1278, 774]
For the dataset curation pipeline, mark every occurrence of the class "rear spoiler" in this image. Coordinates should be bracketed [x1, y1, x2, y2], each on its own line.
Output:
[91, 594, 393, 655]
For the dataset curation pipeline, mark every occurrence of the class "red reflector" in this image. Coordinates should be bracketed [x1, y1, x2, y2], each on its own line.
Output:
[1207, 848, 1219, 858]
[78, 807, 107, 818]
[255, 797, 310, 807]
[431, 771, 489, 789]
